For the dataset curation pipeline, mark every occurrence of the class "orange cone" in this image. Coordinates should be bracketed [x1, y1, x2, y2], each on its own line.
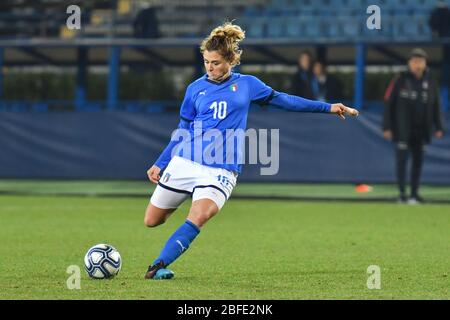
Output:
[355, 184, 373, 193]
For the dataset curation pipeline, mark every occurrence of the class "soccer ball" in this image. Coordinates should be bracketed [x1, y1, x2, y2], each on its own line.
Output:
[84, 244, 122, 279]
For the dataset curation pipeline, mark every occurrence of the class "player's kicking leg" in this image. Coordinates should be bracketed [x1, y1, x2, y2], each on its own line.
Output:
[144, 157, 236, 280]
[144, 184, 189, 279]
[144, 188, 224, 280]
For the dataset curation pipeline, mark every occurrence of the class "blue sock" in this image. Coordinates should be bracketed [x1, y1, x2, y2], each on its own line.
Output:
[153, 220, 200, 267]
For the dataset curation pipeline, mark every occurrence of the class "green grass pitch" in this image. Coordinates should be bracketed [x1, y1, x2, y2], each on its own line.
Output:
[1, 185, 449, 299]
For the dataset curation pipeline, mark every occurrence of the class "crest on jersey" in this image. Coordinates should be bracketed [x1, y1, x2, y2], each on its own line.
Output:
[230, 84, 238, 92]
[162, 173, 171, 183]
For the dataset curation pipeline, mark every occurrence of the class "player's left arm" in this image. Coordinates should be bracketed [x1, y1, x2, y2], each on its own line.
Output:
[148, 85, 196, 183]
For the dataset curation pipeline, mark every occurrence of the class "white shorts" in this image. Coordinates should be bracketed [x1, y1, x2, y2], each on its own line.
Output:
[150, 156, 237, 210]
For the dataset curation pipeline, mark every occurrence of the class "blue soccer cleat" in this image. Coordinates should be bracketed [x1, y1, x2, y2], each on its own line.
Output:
[154, 268, 175, 280]
[144, 260, 174, 280]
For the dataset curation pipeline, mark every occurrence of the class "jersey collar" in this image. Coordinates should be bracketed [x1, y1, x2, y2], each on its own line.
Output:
[204, 73, 234, 85]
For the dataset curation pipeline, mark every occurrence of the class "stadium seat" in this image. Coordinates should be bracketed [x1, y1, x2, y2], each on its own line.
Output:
[285, 17, 303, 38]
[411, 15, 432, 39]
[246, 18, 266, 38]
[329, 0, 348, 6]
[300, 17, 323, 38]
[268, 0, 288, 8]
[296, 0, 323, 11]
[344, 0, 365, 10]
[243, 6, 262, 17]
[392, 15, 420, 38]
[264, 6, 278, 17]
[266, 18, 285, 38]
[342, 19, 360, 38]
[325, 21, 342, 38]
[421, 17, 432, 38]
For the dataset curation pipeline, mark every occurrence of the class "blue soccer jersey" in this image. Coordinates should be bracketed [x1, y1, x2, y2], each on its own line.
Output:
[155, 72, 331, 174]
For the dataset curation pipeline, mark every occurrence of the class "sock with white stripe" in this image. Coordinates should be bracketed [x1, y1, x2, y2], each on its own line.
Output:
[152, 220, 200, 267]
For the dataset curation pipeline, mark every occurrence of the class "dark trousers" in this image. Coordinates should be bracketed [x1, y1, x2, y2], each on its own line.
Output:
[395, 140, 424, 197]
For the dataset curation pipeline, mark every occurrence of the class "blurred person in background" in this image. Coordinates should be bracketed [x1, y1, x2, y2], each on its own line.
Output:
[429, 1, 450, 39]
[290, 51, 318, 99]
[429, 0, 450, 115]
[133, 3, 160, 38]
[313, 61, 344, 102]
[383, 48, 445, 204]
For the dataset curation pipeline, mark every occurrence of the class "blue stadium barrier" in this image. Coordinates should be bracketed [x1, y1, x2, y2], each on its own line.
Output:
[1, 110, 449, 183]
[10, 102, 27, 112]
[32, 103, 48, 112]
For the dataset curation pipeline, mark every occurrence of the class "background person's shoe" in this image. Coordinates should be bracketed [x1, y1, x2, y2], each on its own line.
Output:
[408, 196, 424, 205]
[397, 194, 407, 204]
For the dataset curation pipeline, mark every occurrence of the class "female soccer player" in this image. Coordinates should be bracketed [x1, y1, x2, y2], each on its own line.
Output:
[143, 22, 358, 280]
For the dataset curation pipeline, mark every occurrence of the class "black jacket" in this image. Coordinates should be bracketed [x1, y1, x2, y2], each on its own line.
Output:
[317, 74, 345, 101]
[383, 70, 445, 144]
[429, 6, 450, 38]
[133, 7, 160, 38]
[290, 69, 317, 100]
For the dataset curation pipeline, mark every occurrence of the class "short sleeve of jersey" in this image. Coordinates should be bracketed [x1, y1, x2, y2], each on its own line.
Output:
[247, 75, 274, 104]
[179, 84, 196, 122]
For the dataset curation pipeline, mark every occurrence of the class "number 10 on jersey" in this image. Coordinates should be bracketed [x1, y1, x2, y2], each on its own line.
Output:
[209, 101, 227, 119]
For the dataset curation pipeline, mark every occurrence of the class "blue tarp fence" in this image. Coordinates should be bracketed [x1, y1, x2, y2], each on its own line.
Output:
[1, 110, 449, 184]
